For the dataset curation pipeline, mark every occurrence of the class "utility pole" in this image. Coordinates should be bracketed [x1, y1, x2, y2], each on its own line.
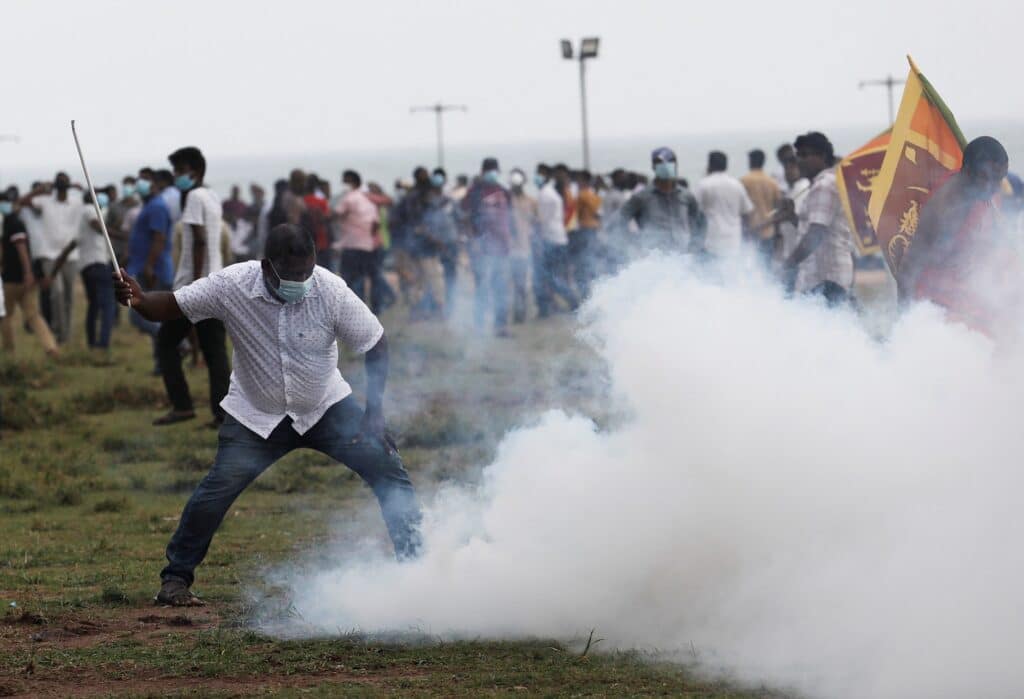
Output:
[859, 74, 905, 126]
[410, 103, 467, 169]
[562, 38, 600, 171]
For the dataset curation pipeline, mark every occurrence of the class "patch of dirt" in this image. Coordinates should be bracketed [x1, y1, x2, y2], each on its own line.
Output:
[0, 606, 222, 653]
[0, 606, 428, 697]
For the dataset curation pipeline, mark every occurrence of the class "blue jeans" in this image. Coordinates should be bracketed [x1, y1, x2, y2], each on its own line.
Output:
[80, 263, 115, 349]
[472, 253, 510, 330]
[161, 396, 422, 585]
[537, 242, 579, 315]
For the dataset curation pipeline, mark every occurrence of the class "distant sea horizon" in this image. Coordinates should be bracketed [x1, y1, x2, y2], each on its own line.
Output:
[4, 119, 1022, 198]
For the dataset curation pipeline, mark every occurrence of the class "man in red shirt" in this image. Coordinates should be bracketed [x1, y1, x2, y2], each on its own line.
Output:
[302, 174, 332, 272]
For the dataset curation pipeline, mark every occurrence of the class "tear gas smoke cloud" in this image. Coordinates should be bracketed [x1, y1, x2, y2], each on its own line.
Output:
[263, 257, 1024, 699]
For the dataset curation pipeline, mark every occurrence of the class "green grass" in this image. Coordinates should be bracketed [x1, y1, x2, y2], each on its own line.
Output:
[0, 292, 786, 697]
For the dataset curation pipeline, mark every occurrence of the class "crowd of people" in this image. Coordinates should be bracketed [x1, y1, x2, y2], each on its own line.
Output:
[211, 131, 854, 339]
[2, 132, 853, 363]
[4, 130, 1016, 427]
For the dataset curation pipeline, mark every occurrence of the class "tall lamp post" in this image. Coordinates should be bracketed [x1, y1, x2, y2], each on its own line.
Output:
[410, 102, 468, 170]
[561, 37, 600, 171]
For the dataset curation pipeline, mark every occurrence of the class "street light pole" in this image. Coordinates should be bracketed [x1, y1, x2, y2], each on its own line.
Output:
[579, 58, 590, 172]
[859, 74, 905, 126]
[562, 37, 600, 171]
[410, 103, 468, 170]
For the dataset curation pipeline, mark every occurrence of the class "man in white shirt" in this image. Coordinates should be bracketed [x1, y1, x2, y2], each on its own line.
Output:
[782, 132, 855, 305]
[693, 151, 754, 260]
[534, 163, 579, 316]
[154, 146, 230, 427]
[115, 222, 421, 606]
[19, 173, 83, 343]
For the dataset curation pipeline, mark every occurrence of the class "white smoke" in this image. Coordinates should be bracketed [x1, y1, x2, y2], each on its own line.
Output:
[264, 256, 1024, 699]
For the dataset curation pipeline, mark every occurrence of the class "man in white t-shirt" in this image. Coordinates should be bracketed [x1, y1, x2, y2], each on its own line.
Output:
[693, 151, 754, 260]
[19, 173, 83, 343]
[153, 146, 230, 428]
[114, 222, 421, 606]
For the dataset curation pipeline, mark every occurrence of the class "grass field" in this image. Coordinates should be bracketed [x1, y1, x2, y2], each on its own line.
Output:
[0, 280, 804, 698]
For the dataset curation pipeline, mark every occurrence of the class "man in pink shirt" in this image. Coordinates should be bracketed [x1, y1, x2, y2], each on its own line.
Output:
[333, 170, 380, 308]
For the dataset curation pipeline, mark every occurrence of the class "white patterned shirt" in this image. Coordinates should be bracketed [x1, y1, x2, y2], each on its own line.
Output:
[795, 167, 854, 292]
[173, 261, 384, 438]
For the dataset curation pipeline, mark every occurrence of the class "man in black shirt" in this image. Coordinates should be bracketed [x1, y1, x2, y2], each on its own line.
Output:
[1, 190, 59, 356]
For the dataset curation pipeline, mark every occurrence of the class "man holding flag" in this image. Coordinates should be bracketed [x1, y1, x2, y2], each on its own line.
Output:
[896, 137, 1014, 333]
[868, 56, 1018, 336]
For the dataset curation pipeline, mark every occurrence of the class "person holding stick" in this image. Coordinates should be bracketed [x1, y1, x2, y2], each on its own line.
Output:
[114, 223, 422, 606]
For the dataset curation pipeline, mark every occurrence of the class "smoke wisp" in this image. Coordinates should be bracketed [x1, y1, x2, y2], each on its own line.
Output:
[263, 257, 1024, 699]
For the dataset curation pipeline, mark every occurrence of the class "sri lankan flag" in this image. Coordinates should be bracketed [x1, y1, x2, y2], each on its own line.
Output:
[867, 56, 968, 272]
[836, 130, 890, 255]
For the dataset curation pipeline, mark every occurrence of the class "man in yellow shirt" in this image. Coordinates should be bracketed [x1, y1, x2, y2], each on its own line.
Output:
[572, 170, 603, 297]
[740, 149, 781, 263]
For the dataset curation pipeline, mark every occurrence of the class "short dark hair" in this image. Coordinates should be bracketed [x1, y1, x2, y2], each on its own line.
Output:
[433, 167, 447, 178]
[708, 151, 727, 172]
[138, 166, 154, 179]
[776, 143, 795, 162]
[342, 169, 362, 187]
[168, 146, 206, 178]
[962, 136, 1008, 174]
[536, 163, 551, 176]
[578, 170, 592, 184]
[264, 223, 315, 263]
[748, 149, 766, 169]
[794, 132, 835, 164]
[153, 169, 174, 186]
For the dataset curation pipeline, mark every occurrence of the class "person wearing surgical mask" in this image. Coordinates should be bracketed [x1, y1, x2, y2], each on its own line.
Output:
[431, 167, 460, 314]
[461, 157, 514, 336]
[610, 147, 705, 256]
[507, 168, 537, 322]
[113, 222, 422, 607]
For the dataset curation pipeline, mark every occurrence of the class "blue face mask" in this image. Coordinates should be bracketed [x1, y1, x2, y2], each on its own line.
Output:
[431, 173, 446, 188]
[135, 179, 152, 197]
[483, 170, 500, 185]
[533, 174, 547, 188]
[0, 202, 12, 216]
[122, 184, 136, 198]
[96, 192, 110, 208]
[175, 174, 195, 192]
[269, 260, 314, 304]
[654, 161, 677, 180]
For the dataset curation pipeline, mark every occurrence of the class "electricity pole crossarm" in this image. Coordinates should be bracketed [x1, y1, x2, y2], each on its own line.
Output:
[859, 74, 905, 126]
[410, 103, 468, 169]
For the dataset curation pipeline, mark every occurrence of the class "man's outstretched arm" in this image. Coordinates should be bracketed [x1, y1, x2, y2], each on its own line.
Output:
[113, 267, 184, 322]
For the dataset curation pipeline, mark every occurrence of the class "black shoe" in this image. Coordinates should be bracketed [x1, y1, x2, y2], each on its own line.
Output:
[154, 578, 205, 607]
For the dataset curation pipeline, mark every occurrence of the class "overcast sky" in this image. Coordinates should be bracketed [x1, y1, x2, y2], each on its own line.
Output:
[2, 0, 1021, 175]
